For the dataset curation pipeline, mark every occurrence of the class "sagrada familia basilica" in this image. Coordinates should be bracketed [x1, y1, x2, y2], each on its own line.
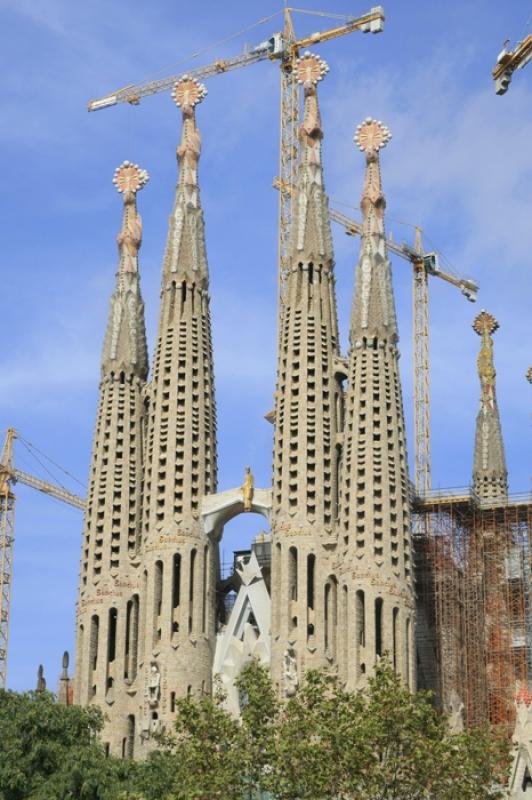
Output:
[70, 52, 532, 792]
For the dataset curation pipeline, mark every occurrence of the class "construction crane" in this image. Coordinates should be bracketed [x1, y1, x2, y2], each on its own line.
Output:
[492, 34, 532, 94]
[87, 6, 385, 325]
[0, 428, 85, 688]
[327, 207, 478, 496]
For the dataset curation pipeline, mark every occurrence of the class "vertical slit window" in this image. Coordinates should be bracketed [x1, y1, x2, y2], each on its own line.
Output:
[288, 547, 298, 601]
[356, 590, 365, 677]
[153, 561, 163, 645]
[202, 545, 208, 634]
[189, 549, 196, 634]
[392, 607, 399, 672]
[107, 607, 117, 664]
[89, 614, 99, 673]
[172, 554, 181, 609]
[126, 715, 135, 759]
[324, 579, 337, 658]
[375, 598, 383, 658]
[406, 617, 411, 689]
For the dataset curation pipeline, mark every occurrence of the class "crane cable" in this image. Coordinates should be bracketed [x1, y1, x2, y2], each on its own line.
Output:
[15, 433, 84, 492]
[330, 197, 472, 282]
[126, 11, 283, 90]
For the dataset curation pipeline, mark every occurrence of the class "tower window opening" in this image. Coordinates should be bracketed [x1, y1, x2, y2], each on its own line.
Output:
[375, 598, 383, 658]
[172, 554, 181, 610]
[405, 617, 411, 689]
[153, 561, 163, 647]
[189, 549, 197, 634]
[288, 547, 298, 602]
[107, 607, 118, 664]
[89, 614, 99, 673]
[356, 590, 365, 677]
[392, 607, 399, 672]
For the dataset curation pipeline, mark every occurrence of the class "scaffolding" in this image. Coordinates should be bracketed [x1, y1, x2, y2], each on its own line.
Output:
[414, 490, 532, 731]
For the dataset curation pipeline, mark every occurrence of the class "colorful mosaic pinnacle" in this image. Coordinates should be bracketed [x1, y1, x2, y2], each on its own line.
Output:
[354, 117, 392, 153]
[171, 76, 207, 109]
[473, 310, 499, 337]
[295, 51, 329, 87]
[112, 161, 149, 195]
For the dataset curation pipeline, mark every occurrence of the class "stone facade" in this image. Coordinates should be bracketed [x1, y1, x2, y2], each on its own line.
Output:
[75, 60, 417, 756]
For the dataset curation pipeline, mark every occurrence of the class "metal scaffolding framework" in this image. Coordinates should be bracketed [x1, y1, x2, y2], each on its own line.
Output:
[415, 491, 532, 731]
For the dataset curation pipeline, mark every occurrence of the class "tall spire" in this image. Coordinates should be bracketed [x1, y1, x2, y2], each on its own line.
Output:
[101, 161, 149, 378]
[338, 119, 414, 691]
[144, 76, 217, 532]
[161, 77, 208, 284]
[75, 164, 149, 748]
[290, 52, 334, 265]
[271, 53, 343, 682]
[140, 78, 217, 732]
[350, 117, 397, 343]
[472, 311, 508, 504]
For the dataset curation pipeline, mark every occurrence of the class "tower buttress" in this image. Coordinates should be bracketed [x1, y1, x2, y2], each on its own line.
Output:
[338, 119, 415, 689]
[472, 311, 508, 504]
[271, 54, 343, 686]
[140, 78, 217, 741]
[74, 163, 149, 758]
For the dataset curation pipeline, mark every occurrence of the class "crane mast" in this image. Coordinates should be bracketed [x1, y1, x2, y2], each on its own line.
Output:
[0, 429, 15, 689]
[412, 229, 431, 496]
[0, 428, 85, 688]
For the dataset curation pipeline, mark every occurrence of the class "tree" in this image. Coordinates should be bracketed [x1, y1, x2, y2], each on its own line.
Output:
[0, 689, 133, 800]
[270, 661, 510, 800]
[134, 659, 510, 800]
[135, 684, 244, 800]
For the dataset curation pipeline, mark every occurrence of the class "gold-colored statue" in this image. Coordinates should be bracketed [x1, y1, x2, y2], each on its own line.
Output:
[242, 465, 254, 512]
[473, 311, 499, 403]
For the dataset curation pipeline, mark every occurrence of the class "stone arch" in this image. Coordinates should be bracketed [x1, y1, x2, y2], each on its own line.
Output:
[201, 486, 272, 541]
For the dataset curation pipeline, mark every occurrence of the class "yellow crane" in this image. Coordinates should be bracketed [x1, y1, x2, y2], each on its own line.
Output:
[492, 33, 532, 94]
[88, 6, 385, 324]
[0, 428, 85, 688]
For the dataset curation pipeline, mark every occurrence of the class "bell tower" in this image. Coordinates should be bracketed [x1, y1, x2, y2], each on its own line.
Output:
[139, 77, 217, 742]
[74, 161, 149, 757]
[338, 118, 415, 690]
[270, 53, 343, 688]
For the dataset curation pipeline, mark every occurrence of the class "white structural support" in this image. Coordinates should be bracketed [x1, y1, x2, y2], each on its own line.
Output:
[213, 550, 272, 716]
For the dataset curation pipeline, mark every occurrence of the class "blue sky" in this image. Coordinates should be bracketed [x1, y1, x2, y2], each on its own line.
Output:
[1, 0, 530, 691]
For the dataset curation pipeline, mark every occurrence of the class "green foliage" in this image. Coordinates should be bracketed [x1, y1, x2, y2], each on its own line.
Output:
[0, 689, 133, 800]
[270, 660, 510, 799]
[135, 659, 510, 800]
[0, 663, 511, 800]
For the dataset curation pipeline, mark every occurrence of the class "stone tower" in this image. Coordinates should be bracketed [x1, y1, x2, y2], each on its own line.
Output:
[337, 118, 415, 689]
[74, 162, 149, 755]
[140, 77, 217, 740]
[472, 311, 508, 504]
[270, 53, 343, 688]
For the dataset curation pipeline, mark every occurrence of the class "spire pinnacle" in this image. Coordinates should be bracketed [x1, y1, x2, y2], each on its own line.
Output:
[297, 52, 329, 170]
[172, 76, 207, 195]
[101, 161, 149, 378]
[113, 161, 149, 283]
[472, 310, 507, 503]
[350, 118, 397, 343]
[290, 52, 333, 263]
[473, 310, 499, 409]
[162, 77, 208, 281]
